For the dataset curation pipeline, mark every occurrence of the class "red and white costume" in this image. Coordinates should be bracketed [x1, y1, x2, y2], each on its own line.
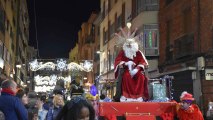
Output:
[114, 49, 149, 101]
[176, 91, 204, 120]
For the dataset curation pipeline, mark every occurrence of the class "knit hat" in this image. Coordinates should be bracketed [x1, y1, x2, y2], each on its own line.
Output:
[180, 91, 194, 101]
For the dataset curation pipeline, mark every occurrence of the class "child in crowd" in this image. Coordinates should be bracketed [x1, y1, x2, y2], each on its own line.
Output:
[176, 91, 204, 120]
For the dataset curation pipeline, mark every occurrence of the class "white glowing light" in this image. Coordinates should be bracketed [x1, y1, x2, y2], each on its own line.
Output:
[82, 60, 93, 72]
[56, 59, 67, 71]
[127, 22, 132, 29]
[29, 59, 55, 71]
[29, 59, 93, 72]
[34, 75, 71, 86]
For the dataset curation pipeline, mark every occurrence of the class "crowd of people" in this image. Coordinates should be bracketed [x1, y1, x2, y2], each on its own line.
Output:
[0, 78, 96, 120]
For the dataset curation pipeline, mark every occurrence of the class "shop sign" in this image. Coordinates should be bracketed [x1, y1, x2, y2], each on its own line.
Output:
[205, 69, 213, 80]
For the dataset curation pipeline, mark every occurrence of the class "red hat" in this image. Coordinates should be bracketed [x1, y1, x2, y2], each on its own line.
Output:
[180, 91, 194, 101]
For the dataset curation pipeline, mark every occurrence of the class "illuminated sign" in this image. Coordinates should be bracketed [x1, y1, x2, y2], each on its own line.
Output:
[205, 69, 213, 80]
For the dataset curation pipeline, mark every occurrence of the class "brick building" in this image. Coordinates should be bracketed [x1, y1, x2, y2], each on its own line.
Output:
[159, 0, 213, 114]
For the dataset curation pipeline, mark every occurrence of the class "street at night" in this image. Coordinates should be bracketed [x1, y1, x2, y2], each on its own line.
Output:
[0, 0, 212, 120]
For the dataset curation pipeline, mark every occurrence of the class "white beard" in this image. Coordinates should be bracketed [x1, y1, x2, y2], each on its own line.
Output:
[123, 42, 139, 60]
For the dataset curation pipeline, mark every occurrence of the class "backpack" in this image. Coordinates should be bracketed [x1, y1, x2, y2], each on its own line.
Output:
[0, 110, 5, 120]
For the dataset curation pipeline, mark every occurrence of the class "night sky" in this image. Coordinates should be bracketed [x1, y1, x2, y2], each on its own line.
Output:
[27, 0, 100, 59]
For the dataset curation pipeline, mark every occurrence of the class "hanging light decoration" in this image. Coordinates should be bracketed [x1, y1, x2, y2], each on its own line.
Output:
[29, 59, 93, 72]
[56, 59, 67, 71]
[29, 59, 55, 71]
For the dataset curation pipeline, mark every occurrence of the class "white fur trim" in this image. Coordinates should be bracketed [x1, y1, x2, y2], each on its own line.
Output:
[180, 91, 188, 99]
[114, 61, 125, 73]
[120, 96, 143, 102]
[138, 50, 148, 65]
[137, 64, 145, 69]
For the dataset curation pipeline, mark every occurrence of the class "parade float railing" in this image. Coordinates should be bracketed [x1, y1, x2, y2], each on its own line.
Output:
[98, 75, 176, 120]
[99, 102, 176, 120]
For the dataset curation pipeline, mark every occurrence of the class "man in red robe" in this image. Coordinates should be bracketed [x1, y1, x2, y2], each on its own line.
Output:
[114, 35, 149, 102]
[176, 91, 204, 120]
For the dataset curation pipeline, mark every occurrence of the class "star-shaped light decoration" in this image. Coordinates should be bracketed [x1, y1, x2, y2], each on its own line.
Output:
[29, 59, 39, 71]
[82, 60, 93, 72]
[56, 59, 67, 71]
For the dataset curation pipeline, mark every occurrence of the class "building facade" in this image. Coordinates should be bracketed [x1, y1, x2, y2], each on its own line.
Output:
[78, 12, 98, 87]
[0, 0, 17, 77]
[15, 0, 29, 86]
[0, 0, 29, 87]
[92, 13, 101, 86]
[159, 0, 213, 114]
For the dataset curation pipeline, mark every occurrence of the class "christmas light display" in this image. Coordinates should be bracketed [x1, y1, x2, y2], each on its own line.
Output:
[29, 59, 93, 72]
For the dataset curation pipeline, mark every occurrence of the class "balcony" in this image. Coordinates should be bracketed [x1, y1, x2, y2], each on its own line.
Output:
[85, 34, 95, 44]
[174, 34, 194, 59]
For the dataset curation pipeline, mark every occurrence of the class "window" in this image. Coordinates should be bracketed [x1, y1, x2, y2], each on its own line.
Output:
[166, 20, 172, 44]
[109, 0, 113, 11]
[136, 0, 159, 15]
[116, 15, 122, 31]
[0, 6, 5, 33]
[166, 0, 174, 5]
[0, 42, 3, 58]
[165, 20, 172, 60]
[103, 28, 108, 45]
[132, 0, 136, 19]
[114, 13, 117, 31]
[97, 26, 100, 36]
[122, 3, 125, 27]
[110, 53, 114, 70]
[102, 1, 105, 18]
[109, 23, 115, 38]
[104, 59, 107, 72]
[108, 52, 111, 70]
[183, 8, 192, 33]
[174, 34, 194, 59]
[143, 24, 159, 56]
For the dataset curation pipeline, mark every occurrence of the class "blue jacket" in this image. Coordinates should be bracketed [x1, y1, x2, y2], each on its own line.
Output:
[0, 92, 28, 120]
[46, 106, 62, 120]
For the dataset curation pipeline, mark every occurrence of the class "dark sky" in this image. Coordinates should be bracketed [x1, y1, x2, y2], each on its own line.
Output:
[27, 0, 100, 59]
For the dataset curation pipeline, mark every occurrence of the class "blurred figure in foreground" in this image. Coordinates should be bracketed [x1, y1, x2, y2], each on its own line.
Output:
[176, 91, 204, 120]
[0, 80, 28, 120]
[56, 96, 95, 120]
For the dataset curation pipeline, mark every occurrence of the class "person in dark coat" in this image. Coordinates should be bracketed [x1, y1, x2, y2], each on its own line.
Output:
[0, 79, 28, 120]
[46, 94, 64, 120]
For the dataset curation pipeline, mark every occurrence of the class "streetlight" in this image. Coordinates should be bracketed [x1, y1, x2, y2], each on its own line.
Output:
[16, 64, 21, 68]
[127, 22, 132, 29]
[96, 50, 104, 54]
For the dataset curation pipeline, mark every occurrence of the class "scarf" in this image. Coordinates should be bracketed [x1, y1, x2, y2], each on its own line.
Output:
[1, 88, 16, 96]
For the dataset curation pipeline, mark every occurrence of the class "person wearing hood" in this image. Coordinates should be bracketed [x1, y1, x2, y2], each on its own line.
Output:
[176, 91, 204, 120]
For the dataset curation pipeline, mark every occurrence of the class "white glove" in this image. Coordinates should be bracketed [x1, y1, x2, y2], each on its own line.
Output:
[130, 68, 139, 77]
[125, 61, 135, 71]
